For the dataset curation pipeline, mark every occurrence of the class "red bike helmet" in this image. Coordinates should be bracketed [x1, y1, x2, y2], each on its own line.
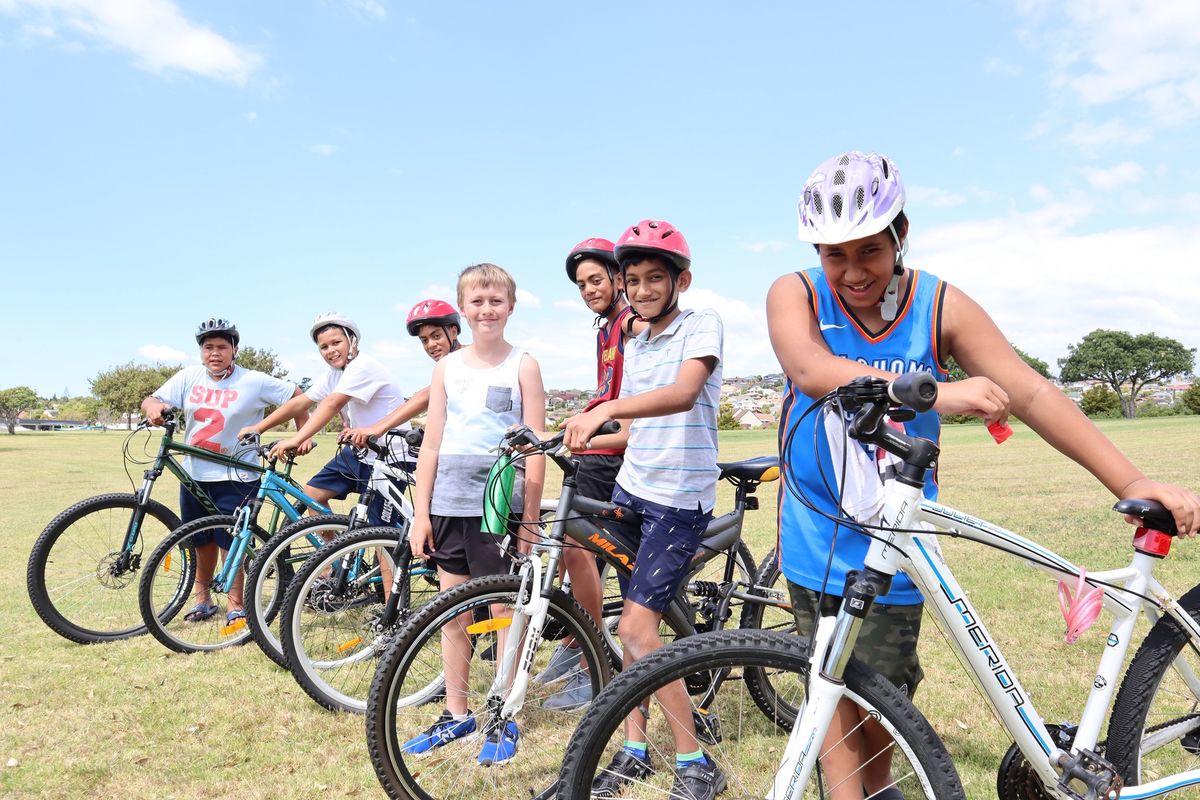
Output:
[565, 237, 619, 283]
[406, 299, 461, 337]
[614, 219, 690, 274]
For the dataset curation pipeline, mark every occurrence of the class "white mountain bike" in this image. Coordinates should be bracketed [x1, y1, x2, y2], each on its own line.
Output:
[560, 372, 1200, 800]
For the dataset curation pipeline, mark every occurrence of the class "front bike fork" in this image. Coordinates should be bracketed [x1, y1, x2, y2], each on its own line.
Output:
[214, 506, 254, 594]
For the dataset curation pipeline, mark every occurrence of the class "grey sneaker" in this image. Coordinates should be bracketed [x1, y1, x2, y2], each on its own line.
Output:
[541, 670, 593, 711]
[591, 750, 654, 797]
[534, 642, 581, 684]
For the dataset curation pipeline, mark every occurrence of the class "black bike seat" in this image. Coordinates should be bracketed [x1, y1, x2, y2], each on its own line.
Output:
[1113, 499, 1178, 536]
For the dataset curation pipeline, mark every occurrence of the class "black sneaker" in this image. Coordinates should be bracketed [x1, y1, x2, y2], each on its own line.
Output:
[591, 750, 654, 797]
[669, 757, 726, 800]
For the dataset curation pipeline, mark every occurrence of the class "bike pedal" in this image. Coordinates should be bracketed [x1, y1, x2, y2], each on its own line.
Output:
[693, 708, 722, 745]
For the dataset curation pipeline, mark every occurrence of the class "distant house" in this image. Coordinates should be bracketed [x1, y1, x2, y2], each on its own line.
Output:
[16, 418, 88, 431]
[734, 409, 776, 429]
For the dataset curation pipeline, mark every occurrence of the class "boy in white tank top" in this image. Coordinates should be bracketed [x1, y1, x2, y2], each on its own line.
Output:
[405, 263, 546, 766]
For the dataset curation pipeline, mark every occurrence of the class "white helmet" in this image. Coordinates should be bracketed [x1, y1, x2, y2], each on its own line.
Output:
[310, 312, 361, 344]
[797, 151, 905, 245]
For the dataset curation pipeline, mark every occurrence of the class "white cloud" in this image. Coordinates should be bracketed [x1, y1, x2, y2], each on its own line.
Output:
[915, 203, 1200, 370]
[1082, 161, 1144, 190]
[1020, 0, 1200, 124]
[681, 288, 776, 378]
[244, 111, 257, 122]
[907, 185, 967, 208]
[341, 0, 386, 20]
[1060, 119, 1153, 152]
[742, 240, 788, 254]
[515, 288, 541, 308]
[0, 0, 262, 84]
[1028, 183, 1054, 202]
[308, 143, 338, 157]
[138, 344, 187, 363]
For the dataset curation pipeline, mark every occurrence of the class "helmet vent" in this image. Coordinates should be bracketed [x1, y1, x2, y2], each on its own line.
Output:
[833, 169, 846, 186]
[831, 193, 844, 219]
[855, 187, 865, 209]
[872, 177, 879, 196]
[881, 159, 890, 179]
[838, 154, 851, 166]
[812, 191, 824, 216]
[662, 230, 674, 239]
[632, 226, 641, 236]
[648, 221, 659, 229]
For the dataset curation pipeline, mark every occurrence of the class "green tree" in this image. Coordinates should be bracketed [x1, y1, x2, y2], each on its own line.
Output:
[1181, 384, 1200, 415]
[236, 346, 288, 379]
[1059, 330, 1196, 419]
[0, 386, 40, 434]
[58, 396, 104, 424]
[1079, 385, 1122, 417]
[91, 362, 181, 429]
[718, 402, 740, 430]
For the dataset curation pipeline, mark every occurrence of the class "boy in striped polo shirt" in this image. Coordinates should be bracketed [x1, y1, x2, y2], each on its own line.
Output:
[564, 219, 726, 800]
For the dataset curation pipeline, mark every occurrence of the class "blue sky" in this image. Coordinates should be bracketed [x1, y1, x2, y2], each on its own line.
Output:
[2, 0, 1198, 398]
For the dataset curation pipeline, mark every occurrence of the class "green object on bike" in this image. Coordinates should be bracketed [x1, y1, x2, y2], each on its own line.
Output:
[482, 453, 516, 536]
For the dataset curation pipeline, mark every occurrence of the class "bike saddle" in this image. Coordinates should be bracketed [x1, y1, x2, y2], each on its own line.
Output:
[717, 456, 780, 483]
[1113, 498, 1177, 536]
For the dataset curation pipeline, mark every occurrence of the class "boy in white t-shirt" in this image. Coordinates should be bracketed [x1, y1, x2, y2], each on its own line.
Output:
[141, 318, 308, 626]
[241, 313, 406, 520]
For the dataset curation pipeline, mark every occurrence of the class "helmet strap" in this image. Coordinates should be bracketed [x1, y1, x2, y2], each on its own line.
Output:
[345, 330, 358, 363]
[880, 222, 908, 322]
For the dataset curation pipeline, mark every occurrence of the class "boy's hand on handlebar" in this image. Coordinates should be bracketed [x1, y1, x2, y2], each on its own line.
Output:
[237, 426, 260, 442]
[1120, 478, 1200, 538]
[933, 377, 1010, 425]
[342, 426, 382, 448]
[269, 436, 310, 459]
[144, 401, 171, 427]
[563, 408, 609, 452]
[409, 517, 435, 559]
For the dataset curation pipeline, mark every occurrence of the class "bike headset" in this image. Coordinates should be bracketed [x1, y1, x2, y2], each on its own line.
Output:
[614, 220, 691, 326]
[196, 318, 240, 380]
[565, 237, 625, 327]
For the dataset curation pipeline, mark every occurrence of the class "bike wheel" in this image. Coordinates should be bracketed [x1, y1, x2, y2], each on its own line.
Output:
[559, 628, 964, 799]
[739, 547, 805, 728]
[137, 515, 272, 653]
[598, 540, 758, 668]
[1106, 582, 1200, 787]
[245, 513, 352, 668]
[281, 526, 435, 713]
[367, 572, 611, 800]
[27, 493, 181, 644]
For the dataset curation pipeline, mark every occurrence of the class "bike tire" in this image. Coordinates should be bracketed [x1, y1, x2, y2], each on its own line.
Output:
[245, 513, 352, 668]
[27, 493, 182, 644]
[366, 572, 611, 800]
[558, 628, 965, 799]
[137, 515, 272, 653]
[1106, 581, 1200, 787]
[280, 526, 432, 713]
[739, 547, 804, 728]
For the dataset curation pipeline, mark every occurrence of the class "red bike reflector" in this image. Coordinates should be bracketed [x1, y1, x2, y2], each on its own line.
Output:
[1133, 526, 1172, 557]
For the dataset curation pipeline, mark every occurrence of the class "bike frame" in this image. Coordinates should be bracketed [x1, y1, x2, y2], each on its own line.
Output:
[773, 480, 1200, 800]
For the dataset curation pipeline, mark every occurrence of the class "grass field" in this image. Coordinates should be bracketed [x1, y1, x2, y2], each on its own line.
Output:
[2, 418, 1198, 799]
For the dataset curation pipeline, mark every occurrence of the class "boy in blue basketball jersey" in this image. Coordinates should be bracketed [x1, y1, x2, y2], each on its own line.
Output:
[769, 150, 1200, 798]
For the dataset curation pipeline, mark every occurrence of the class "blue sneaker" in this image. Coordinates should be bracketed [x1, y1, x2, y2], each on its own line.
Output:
[476, 720, 519, 766]
[401, 710, 476, 756]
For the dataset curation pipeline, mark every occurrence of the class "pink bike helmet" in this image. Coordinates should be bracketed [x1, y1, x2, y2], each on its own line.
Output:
[565, 237, 619, 283]
[797, 151, 905, 245]
[406, 299, 461, 336]
[614, 219, 691, 274]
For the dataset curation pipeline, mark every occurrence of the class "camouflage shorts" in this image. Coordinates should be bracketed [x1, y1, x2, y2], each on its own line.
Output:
[787, 581, 924, 698]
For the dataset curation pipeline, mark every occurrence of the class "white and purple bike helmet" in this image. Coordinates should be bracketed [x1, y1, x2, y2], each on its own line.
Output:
[797, 151, 908, 320]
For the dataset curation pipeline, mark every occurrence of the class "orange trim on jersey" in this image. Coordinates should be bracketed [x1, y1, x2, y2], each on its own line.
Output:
[797, 270, 819, 318]
[830, 270, 919, 344]
[930, 279, 949, 376]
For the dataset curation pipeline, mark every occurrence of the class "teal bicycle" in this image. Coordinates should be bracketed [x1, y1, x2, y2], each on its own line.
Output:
[26, 409, 279, 645]
[136, 436, 331, 654]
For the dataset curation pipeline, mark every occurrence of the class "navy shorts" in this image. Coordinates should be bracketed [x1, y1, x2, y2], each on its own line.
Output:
[428, 515, 515, 579]
[574, 454, 623, 502]
[308, 448, 371, 500]
[180, 480, 259, 549]
[612, 483, 711, 613]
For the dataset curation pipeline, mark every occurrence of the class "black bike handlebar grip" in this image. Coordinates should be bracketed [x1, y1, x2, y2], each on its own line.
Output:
[405, 428, 425, 448]
[597, 420, 622, 435]
[887, 372, 938, 413]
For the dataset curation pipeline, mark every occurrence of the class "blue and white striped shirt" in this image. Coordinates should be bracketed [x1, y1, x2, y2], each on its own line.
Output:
[615, 308, 724, 512]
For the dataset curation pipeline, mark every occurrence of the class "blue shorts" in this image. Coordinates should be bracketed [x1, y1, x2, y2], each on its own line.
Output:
[612, 483, 711, 614]
[180, 480, 259, 549]
[308, 449, 404, 526]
